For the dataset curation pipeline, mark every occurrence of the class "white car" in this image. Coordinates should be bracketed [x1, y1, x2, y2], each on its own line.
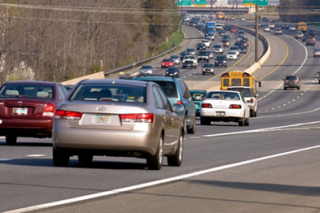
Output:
[227, 51, 238, 60]
[268, 23, 275, 29]
[240, 18, 245, 21]
[170, 55, 181, 65]
[200, 91, 250, 126]
[213, 44, 224, 55]
[289, 26, 296, 31]
[264, 27, 270, 32]
[207, 33, 215, 40]
[227, 86, 258, 117]
[186, 48, 196, 55]
[229, 46, 240, 56]
[202, 39, 211, 47]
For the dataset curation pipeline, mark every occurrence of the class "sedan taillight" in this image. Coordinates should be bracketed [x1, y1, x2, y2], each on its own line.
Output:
[229, 104, 242, 109]
[201, 103, 212, 108]
[54, 110, 83, 120]
[250, 98, 254, 104]
[120, 113, 154, 123]
[42, 103, 56, 117]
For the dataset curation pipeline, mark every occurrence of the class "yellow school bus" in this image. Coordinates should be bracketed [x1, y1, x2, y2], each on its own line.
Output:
[297, 22, 307, 32]
[220, 71, 257, 94]
[217, 12, 225, 20]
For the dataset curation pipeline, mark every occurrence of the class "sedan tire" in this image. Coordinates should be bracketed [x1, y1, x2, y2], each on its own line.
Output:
[53, 148, 70, 167]
[187, 116, 196, 134]
[245, 118, 250, 126]
[147, 136, 163, 170]
[167, 134, 183, 167]
[238, 116, 245, 126]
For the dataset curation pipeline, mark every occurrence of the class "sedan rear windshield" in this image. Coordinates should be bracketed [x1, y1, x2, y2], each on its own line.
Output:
[70, 83, 146, 103]
[0, 84, 54, 99]
[206, 92, 240, 100]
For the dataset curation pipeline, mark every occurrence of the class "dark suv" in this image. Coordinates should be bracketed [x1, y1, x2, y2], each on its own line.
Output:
[283, 75, 300, 90]
[197, 50, 210, 63]
[215, 55, 227, 67]
[133, 75, 196, 134]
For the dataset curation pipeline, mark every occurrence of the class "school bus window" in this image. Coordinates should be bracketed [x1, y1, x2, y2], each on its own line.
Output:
[223, 79, 229, 87]
[231, 79, 241, 86]
[243, 78, 250, 86]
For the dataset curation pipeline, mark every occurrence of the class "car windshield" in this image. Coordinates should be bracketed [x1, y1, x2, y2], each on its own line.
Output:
[207, 91, 240, 100]
[228, 52, 236, 55]
[214, 45, 221, 48]
[286, 76, 297, 80]
[187, 48, 194, 51]
[70, 83, 146, 103]
[147, 81, 178, 98]
[230, 47, 239, 50]
[163, 59, 172, 62]
[170, 55, 178, 59]
[167, 67, 178, 72]
[142, 65, 152, 69]
[0, 84, 54, 99]
[198, 52, 209, 56]
[203, 64, 214, 68]
[208, 33, 214, 36]
[190, 92, 206, 101]
[216, 56, 226, 60]
[227, 88, 253, 97]
[184, 56, 195, 59]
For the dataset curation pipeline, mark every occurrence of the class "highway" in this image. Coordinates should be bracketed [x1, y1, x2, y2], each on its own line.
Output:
[1, 19, 320, 213]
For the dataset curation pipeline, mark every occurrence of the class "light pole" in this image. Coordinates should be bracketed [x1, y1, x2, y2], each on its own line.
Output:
[255, 3, 259, 62]
[210, 0, 213, 21]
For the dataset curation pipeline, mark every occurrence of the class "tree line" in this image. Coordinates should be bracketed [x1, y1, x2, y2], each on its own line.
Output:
[0, 0, 180, 82]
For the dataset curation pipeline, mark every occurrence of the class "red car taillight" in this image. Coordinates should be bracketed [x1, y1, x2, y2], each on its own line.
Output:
[201, 103, 212, 108]
[120, 113, 154, 123]
[250, 98, 254, 104]
[54, 110, 83, 120]
[42, 103, 56, 117]
[229, 104, 242, 109]
[177, 100, 183, 105]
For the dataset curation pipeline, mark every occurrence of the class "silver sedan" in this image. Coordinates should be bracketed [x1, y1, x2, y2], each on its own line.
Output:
[170, 55, 181, 65]
[52, 79, 184, 170]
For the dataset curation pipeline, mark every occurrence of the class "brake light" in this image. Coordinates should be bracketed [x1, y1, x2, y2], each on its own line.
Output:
[120, 113, 154, 123]
[42, 103, 56, 117]
[54, 110, 83, 120]
[177, 100, 183, 105]
[296, 80, 299, 84]
[201, 103, 212, 108]
[250, 98, 254, 104]
[229, 104, 242, 109]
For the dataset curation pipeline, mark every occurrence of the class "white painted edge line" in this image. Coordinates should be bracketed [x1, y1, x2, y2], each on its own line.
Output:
[258, 34, 308, 102]
[26, 155, 46, 157]
[5, 143, 320, 213]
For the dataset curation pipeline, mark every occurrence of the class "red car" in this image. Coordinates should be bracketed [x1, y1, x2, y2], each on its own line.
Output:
[230, 27, 238, 33]
[161, 59, 174, 68]
[0, 81, 68, 144]
[226, 17, 232, 21]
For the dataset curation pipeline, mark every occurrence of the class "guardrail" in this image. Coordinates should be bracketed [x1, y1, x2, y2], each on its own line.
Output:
[103, 46, 178, 77]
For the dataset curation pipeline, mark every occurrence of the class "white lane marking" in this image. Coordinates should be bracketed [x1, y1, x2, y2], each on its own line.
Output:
[292, 99, 295, 102]
[6, 145, 320, 213]
[258, 35, 308, 102]
[301, 93, 304, 95]
[0, 159, 11, 161]
[297, 96, 300, 99]
[252, 107, 320, 119]
[26, 155, 46, 157]
[283, 104, 286, 106]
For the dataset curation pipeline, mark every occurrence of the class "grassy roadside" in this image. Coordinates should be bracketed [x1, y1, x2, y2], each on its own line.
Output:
[151, 30, 184, 56]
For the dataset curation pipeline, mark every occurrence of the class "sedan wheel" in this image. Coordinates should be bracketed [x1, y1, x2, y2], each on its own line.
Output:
[167, 134, 183, 166]
[238, 116, 245, 126]
[187, 116, 196, 134]
[147, 136, 163, 170]
[245, 118, 250, 126]
[6, 135, 17, 145]
[53, 148, 70, 167]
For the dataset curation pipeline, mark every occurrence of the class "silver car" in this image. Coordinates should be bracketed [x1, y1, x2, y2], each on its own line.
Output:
[52, 79, 184, 170]
[140, 65, 153, 74]
[213, 44, 224, 55]
[186, 48, 196, 55]
[170, 55, 181, 65]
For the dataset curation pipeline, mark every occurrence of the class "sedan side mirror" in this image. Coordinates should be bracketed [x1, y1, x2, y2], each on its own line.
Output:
[173, 104, 184, 113]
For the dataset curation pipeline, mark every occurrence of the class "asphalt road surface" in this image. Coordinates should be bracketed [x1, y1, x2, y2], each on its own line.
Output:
[1, 19, 320, 213]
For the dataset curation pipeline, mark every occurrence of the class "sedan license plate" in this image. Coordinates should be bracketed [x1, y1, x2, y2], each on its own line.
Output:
[92, 114, 111, 124]
[12, 108, 28, 115]
[216, 111, 225, 116]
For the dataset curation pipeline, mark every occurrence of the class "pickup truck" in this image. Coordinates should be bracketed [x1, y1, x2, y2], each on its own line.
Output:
[182, 55, 198, 69]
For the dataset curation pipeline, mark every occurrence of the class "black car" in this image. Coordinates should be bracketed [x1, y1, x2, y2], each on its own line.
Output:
[262, 17, 268, 22]
[238, 45, 247, 54]
[179, 51, 189, 60]
[307, 30, 315, 36]
[197, 42, 206, 50]
[165, 67, 180, 78]
[215, 55, 227, 67]
[224, 25, 231, 31]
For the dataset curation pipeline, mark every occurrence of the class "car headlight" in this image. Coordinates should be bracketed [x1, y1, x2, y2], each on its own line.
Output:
[203, 69, 206, 71]
[215, 61, 218, 63]
[223, 61, 226, 63]
[166, 72, 169, 74]
[174, 72, 178, 74]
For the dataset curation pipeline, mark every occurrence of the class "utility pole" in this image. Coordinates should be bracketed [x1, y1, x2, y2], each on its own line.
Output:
[210, 0, 213, 21]
[255, 3, 259, 62]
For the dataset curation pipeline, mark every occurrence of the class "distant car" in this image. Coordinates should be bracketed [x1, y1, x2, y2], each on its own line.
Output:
[197, 50, 210, 63]
[262, 17, 268, 22]
[179, 51, 189, 60]
[229, 46, 240, 56]
[238, 45, 247, 54]
[219, 30, 227, 36]
[282, 24, 289, 29]
[213, 43, 224, 55]
[197, 42, 206, 50]
[186, 48, 196, 55]
[314, 49, 320, 57]
[307, 30, 315, 36]
[140, 65, 154, 74]
[222, 34, 231, 41]
[190, 90, 207, 116]
[200, 90, 250, 126]
[170, 55, 181, 65]
[240, 18, 245, 21]
[230, 27, 237, 33]
[207, 32, 215, 40]
[206, 50, 214, 59]
[221, 39, 230, 47]
[64, 84, 74, 92]
[134, 75, 196, 134]
[227, 86, 258, 117]
[295, 31, 304, 39]
[166, 67, 180, 78]
[224, 26, 231, 31]
[53, 79, 184, 170]
[202, 38, 211, 47]
[226, 17, 232, 21]
[288, 26, 296, 31]
[275, 28, 283, 35]
[0, 81, 68, 145]
[161, 59, 174, 68]
[302, 34, 309, 42]
[227, 51, 238, 60]
[237, 35, 245, 42]
[306, 36, 316, 46]
[201, 63, 215, 75]
[268, 23, 275, 29]
[182, 55, 198, 69]
[283, 75, 300, 90]
[215, 55, 227, 67]
[263, 27, 270, 32]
